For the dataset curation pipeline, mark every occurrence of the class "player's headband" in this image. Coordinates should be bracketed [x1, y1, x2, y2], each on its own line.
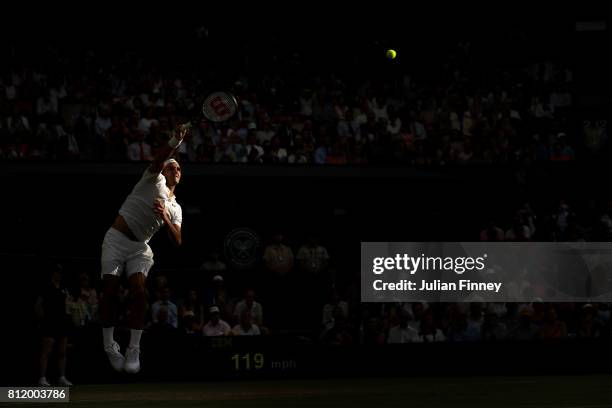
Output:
[163, 158, 179, 167]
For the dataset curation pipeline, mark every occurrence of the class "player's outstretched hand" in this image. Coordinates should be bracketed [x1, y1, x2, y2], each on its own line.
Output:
[176, 124, 189, 141]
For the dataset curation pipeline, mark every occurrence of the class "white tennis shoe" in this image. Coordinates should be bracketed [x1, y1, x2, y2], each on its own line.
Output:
[124, 347, 141, 374]
[104, 341, 125, 372]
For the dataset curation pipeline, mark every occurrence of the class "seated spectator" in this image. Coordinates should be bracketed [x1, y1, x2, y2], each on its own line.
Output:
[269, 136, 288, 162]
[104, 118, 129, 161]
[243, 130, 264, 162]
[78, 273, 98, 315]
[381, 303, 401, 333]
[322, 289, 349, 330]
[178, 288, 205, 331]
[447, 312, 469, 342]
[150, 272, 169, 301]
[94, 108, 112, 139]
[233, 289, 263, 327]
[214, 136, 236, 162]
[138, 107, 157, 136]
[66, 273, 99, 328]
[387, 310, 419, 344]
[203, 306, 231, 336]
[127, 130, 152, 161]
[203, 275, 233, 323]
[505, 216, 532, 241]
[180, 314, 200, 336]
[151, 287, 178, 328]
[481, 311, 507, 341]
[326, 140, 348, 164]
[464, 303, 484, 341]
[414, 310, 446, 343]
[232, 310, 261, 336]
[66, 294, 88, 329]
[287, 136, 309, 163]
[149, 307, 176, 335]
[256, 120, 275, 145]
[537, 304, 567, 339]
[507, 307, 538, 340]
[229, 131, 247, 162]
[362, 316, 385, 345]
[320, 314, 354, 346]
[578, 304, 602, 339]
[408, 302, 425, 332]
[314, 137, 330, 164]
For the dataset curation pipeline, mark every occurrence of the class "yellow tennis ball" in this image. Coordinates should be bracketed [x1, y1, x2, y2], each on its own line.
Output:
[386, 49, 397, 59]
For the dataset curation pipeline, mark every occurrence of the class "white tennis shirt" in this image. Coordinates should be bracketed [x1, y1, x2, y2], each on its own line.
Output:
[118, 168, 183, 243]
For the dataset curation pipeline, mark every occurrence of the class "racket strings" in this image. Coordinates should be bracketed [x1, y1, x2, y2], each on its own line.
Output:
[203, 92, 237, 122]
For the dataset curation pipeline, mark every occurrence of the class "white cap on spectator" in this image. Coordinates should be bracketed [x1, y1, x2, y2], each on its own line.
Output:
[213, 275, 224, 282]
[209, 306, 220, 313]
[248, 122, 257, 130]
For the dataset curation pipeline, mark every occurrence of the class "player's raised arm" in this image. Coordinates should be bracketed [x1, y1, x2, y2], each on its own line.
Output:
[148, 124, 188, 174]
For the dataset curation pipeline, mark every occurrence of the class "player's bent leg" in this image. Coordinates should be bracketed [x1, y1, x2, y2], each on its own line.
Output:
[100, 232, 126, 328]
[100, 274, 121, 327]
[100, 274, 125, 372]
[127, 272, 147, 330]
[125, 272, 147, 374]
[123, 246, 153, 374]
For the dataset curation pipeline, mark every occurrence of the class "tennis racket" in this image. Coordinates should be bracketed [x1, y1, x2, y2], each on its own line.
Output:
[181, 91, 238, 130]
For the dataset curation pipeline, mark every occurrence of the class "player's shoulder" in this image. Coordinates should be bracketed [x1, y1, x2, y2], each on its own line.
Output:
[138, 166, 164, 182]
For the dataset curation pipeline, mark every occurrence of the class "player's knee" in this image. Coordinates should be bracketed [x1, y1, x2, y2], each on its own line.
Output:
[102, 275, 120, 298]
[128, 273, 146, 293]
[129, 283, 147, 305]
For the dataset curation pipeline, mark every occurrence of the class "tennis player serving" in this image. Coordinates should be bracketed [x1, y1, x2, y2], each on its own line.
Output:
[100, 124, 187, 374]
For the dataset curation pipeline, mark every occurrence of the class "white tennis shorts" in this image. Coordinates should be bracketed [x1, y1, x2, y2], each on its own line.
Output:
[101, 228, 154, 278]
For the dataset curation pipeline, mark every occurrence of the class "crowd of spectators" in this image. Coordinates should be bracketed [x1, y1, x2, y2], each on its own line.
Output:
[42, 269, 611, 350]
[2, 30, 585, 166]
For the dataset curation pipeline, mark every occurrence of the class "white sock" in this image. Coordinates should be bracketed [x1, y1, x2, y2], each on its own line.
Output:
[129, 329, 143, 349]
[103, 327, 115, 348]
